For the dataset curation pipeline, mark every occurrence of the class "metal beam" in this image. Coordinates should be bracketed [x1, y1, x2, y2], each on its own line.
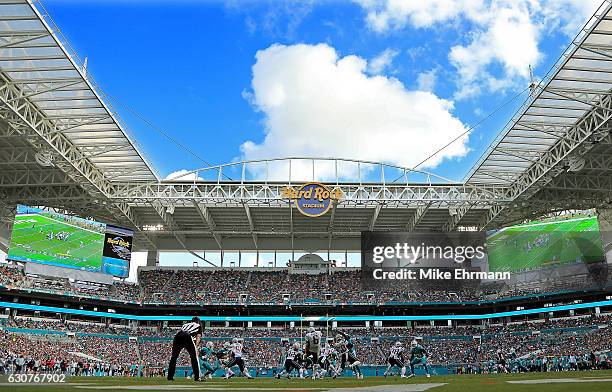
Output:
[0, 169, 69, 186]
[546, 173, 612, 192]
[368, 204, 382, 231]
[243, 203, 258, 249]
[0, 74, 112, 195]
[0, 147, 36, 165]
[481, 92, 612, 228]
[0, 72, 153, 241]
[289, 201, 294, 252]
[327, 200, 338, 251]
[0, 32, 49, 49]
[149, 200, 215, 266]
[108, 182, 510, 206]
[405, 202, 431, 231]
[192, 201, 223, 250]
[479, 205, 506, 230]
[443, 204, 472, 231]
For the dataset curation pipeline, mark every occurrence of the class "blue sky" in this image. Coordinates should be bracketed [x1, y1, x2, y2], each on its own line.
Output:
[40, 0, 601, 184]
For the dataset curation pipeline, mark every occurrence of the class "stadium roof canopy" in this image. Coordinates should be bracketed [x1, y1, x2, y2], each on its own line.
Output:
[1, 0, 612, 256]
[465, 0, 612, 226]
[0, 0, 158, 182]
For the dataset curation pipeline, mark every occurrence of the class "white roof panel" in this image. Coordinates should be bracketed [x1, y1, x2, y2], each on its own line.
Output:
[0, 0, 158, 182]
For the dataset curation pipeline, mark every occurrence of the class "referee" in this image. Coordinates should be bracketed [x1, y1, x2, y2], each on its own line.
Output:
[167, 316, 203, 381]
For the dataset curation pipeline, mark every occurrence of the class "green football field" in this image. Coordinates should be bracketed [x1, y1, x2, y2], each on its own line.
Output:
[486, 216, 604, 272]
[1, 371, 612, 392]
[7, 213, 105, 272]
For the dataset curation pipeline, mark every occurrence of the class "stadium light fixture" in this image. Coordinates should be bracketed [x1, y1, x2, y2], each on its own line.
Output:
[34, 151, 54, 167]
[143, 224, 164, 231]
[566, 157, 586, 172]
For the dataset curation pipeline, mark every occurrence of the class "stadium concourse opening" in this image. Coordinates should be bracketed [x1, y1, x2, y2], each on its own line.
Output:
[0, 0, 612, 391]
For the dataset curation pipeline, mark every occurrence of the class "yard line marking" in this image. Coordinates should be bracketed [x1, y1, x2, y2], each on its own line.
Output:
[494, 216, 594, 232]
[330, 383, 447, 391]
[18, 213, 105, 235]
[507, 378, 612, 384]
[74, 386, 322, 391]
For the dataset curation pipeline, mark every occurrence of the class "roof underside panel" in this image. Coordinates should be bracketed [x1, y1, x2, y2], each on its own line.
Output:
[0, 0, 158, 182]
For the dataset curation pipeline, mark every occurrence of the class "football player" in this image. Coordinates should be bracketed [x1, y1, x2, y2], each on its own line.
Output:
[385, 341, 407, 378]
[335, 330, 363, 379]
[224, 338, 254, 379]
[305, 327, 323, 379]
[199, 341, 219, 379]
[275, 342, 303, 379]
[408, 340, 430, 378]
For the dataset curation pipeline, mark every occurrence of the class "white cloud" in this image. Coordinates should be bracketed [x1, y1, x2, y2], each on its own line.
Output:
[355, 0, 603, 98]
[226, 0, 314, 40]
[541, 0, 603, 36]
[240, 43, 469, 180]
[417, 69, 437, 92]
[450, 1, 542, 98]
[356, 0, 471, 31]
[164, 169, 203, 181]
[368, 48, 399, 74]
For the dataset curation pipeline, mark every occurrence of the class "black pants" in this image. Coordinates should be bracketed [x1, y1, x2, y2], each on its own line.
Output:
[225, 357, 246, 373]
[167, 331, 200, 380]
[388, 357, 404, 368]
[283, 358, 301, 374]
[305, 350, 319, 362]
[341, 352, 357, 368]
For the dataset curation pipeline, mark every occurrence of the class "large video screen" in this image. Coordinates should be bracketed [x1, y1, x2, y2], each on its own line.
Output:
[486, 215, 604, 272]
[7, 205, 132, 278]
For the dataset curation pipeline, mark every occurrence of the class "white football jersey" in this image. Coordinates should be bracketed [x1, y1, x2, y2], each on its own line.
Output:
[321, 345, 335, 359]
[306, 331, 322, 350]
[231, 342, 244, 358]
[389, 346, 404, 359]
[285, 348, 298, 360]
[321, 345, 331, 357]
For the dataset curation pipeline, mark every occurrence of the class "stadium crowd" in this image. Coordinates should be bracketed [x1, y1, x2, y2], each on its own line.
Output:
[0, 264, 141, 302]
[134, 268, 609, 304]
[0, 314, 610, 376]
[1, 264, 609, 305]
[0, 265, 25, 287]
[4, 314, 608, 338]
[0, 330, 141, 377]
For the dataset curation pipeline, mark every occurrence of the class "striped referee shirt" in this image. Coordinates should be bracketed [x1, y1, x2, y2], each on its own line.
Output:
[181, 322, 202, 337]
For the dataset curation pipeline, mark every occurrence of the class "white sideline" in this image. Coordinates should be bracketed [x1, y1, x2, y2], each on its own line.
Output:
[74, 383, 447, 391]
[507, 378, 612, 384]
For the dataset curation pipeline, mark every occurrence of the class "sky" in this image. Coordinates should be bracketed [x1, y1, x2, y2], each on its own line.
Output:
[37, 0, 604, 183]
[8, 0, 605, 278]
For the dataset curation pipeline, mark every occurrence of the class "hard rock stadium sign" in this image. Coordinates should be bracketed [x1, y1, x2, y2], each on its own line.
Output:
[282, 182, 343, 217]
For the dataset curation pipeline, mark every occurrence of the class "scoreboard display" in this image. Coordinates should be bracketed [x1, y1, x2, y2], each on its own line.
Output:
[7, 204, 132, 278]
[486, 215, 604, 272]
